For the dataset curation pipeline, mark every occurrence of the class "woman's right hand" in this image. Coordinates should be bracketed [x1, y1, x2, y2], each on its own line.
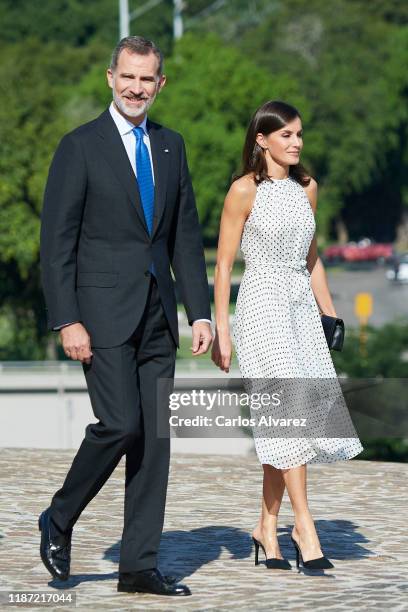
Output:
[211, 330, 232, 373]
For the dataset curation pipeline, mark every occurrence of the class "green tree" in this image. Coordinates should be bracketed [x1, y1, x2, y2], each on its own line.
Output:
[0, 0, 175, 54]
[150, 33, 312, 239]
[236, 0, 408, 238]
[0, 38, 108, 358]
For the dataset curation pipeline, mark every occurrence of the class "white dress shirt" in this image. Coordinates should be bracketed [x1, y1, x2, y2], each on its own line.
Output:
[109, 102, 154, 182]
[54, 102, 211, 329]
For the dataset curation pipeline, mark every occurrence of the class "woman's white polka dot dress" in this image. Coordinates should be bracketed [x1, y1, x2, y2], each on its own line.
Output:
[232, 176, 364, 469]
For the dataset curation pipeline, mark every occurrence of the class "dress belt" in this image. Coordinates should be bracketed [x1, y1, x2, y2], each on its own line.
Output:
[244, 259, 310, 275]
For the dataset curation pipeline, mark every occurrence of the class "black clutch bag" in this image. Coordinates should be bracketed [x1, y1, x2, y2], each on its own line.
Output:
[320, 314, 345, 351]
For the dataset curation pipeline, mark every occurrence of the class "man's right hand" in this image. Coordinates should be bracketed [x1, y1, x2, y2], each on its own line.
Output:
[60, 322, 93, 364]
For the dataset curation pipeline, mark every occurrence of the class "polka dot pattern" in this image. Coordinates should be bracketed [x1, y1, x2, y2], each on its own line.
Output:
[232, 177, 364, 469]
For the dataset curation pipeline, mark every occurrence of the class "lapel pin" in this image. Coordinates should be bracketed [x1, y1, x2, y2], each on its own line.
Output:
[164, 148, 169, 153]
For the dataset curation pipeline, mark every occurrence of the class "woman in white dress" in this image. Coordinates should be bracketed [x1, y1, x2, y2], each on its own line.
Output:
[211, 100, 363, 570]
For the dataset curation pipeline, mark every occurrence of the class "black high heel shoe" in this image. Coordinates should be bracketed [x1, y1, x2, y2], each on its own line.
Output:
[252, 537, 292, 570]
[290, 536, 334, 569]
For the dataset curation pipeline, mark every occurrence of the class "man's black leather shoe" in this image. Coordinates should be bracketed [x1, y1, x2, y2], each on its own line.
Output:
[38, 508, 72, 581]
[117, 568, 191, 596]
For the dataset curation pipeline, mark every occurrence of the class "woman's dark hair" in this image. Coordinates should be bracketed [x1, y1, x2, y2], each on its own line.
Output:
[233, 100, 311, 187]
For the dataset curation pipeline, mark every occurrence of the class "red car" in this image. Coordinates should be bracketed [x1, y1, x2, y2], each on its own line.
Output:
[323, 239, 394, 263]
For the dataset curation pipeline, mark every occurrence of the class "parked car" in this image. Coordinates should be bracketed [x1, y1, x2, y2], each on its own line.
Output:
[323, 238, 394, 263]
[385, 252, 408, 283]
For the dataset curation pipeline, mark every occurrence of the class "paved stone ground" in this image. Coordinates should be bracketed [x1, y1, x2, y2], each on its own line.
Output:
[1, 448, 407, 611]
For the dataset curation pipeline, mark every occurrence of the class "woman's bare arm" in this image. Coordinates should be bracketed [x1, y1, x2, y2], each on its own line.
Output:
[304, 179, 337, 317]
[212, 175, 256, 371]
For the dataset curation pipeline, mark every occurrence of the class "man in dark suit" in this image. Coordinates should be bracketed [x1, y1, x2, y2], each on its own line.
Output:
[39, 35, 212, 596]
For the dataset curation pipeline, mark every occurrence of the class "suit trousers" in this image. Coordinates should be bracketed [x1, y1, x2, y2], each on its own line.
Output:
[49, 275, 177, 572]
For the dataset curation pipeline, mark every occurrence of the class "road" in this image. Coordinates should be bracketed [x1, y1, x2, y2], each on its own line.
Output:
[1, 449, 407, 610]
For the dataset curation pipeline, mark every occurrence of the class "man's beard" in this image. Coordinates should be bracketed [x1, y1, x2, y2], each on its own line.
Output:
[113, 90, 157, 118]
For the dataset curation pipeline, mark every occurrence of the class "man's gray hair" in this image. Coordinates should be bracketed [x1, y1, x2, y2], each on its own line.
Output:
[110, 35, 164, 76]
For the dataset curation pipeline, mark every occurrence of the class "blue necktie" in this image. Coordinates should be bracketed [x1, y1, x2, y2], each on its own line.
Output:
[133, 126, 155, 275]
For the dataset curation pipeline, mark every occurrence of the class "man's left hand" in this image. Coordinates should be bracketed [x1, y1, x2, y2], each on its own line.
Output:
[191, 321, 213, 356]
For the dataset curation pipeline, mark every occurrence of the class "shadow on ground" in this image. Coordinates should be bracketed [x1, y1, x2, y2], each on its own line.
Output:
[101, 520, 372, 581]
